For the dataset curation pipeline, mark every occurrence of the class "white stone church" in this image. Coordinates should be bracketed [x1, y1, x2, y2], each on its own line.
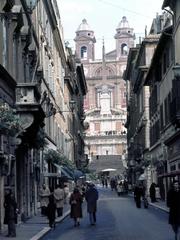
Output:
[74, 16, 135, 175]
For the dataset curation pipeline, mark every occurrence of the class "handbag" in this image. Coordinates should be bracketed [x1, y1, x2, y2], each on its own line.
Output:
[71, 200, 77, 205]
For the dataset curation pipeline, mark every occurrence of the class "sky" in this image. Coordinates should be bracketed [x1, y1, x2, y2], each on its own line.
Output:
[57, 0, 164, 59]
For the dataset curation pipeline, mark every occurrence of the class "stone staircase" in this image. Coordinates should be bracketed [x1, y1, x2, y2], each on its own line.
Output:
[89, 155, 125, 174]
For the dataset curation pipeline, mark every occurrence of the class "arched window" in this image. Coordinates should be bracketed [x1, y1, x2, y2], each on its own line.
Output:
[81, 46, 87, 59]
[121, 43, 128, 55]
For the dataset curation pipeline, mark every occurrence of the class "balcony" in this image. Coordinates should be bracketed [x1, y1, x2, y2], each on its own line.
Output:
[16, 83, 41, 110]
[15, 83, 45, 130]
[85, 130, 126, 137]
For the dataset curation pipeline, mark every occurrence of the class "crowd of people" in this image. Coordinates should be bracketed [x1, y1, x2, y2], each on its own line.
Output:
[101, 176, 129, 196]
[39, 181, 99, 228]
[3, 179, 180, 239]
[39, 183, 70, 228]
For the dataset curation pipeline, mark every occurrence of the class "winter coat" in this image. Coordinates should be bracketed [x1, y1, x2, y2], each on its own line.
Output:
[69, 192, 83, 218]
[134, 186, 144, 201]
[4, 194, 17, 225]
[54, 188, 64, 208]
[149, 183, 156, 200]
[39, 187, 50, 207]
[167, 189, 180, 226]
[46, 201, 56, 221]
[85, 186, 99, 213]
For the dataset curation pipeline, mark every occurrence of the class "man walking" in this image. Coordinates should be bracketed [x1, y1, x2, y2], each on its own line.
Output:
[85, 182, 99, 225]
[4, 190, 17, 237]
[39, 184, 50, 216]
[54, 184, 64, 217]
[167, 180, 180, 240]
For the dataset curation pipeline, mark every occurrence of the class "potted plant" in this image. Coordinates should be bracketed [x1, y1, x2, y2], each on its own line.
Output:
[0, 103, 22, 136]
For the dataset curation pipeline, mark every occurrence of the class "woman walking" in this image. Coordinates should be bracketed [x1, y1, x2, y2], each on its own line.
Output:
[69, 188, 83, 227]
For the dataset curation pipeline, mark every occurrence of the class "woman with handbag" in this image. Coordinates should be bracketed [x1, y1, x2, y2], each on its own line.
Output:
[69, 188, 83, 227]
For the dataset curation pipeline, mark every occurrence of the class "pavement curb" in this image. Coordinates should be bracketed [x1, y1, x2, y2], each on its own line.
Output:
[29, 210, 70, 240]
[149, 202, 169, 213]
[128, 193, 169, 213]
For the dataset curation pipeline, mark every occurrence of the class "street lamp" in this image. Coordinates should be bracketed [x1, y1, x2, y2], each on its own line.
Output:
[57, 100, 76, 114]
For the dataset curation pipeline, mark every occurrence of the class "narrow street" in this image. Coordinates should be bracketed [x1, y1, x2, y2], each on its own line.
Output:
[42, 187, 173, 240]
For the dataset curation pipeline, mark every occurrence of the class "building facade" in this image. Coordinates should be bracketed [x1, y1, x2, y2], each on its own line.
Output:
[74, 17, 135, 174]
[125, 0, 180, 200]
[0, 0, 87, 231]
[124, 32, 161, 190]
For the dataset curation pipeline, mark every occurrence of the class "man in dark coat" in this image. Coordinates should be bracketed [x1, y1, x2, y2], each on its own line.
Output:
[4, 190, 17, 237]
[167, 181, 180, 240]
[149, 182, 157, 202]
[46, 195, 56, 229]
[85, 183, 99, 225]
[134, 182, 144, 208]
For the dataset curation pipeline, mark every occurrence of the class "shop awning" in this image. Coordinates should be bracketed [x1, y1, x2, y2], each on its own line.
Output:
[43, 172, 61, 177]
[53, 163, 74, 180]
[158, 170, 180, 178]
[74, 169, 85, 179]
[47, 163, 84, 180]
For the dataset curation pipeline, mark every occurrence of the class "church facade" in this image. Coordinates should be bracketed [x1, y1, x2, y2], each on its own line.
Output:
[74, 17, 135, 174]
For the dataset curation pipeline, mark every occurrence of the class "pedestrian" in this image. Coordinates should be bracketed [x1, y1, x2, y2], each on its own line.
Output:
[39, 184, 50, 216]
[54, 184, 64, 217]
[63, 184, 69, 204]
[81, 184, 86, 200]
[46, 195, 56, 229]
[117, 182, 124, 196]
[69, 188, 83, 227]
[167, 180, 180, 240]
[134, 182, 144, 208]
[101, 178, 105, 187]
[4, 190, 18, 237]
[85, 182, 99, 225]
[149, 182, 157, 202]
[104, 177, 108, 188]
[110, 178, 116, 191]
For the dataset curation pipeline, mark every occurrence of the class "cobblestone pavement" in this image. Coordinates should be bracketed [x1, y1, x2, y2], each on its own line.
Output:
[41, 187, 174, 240]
